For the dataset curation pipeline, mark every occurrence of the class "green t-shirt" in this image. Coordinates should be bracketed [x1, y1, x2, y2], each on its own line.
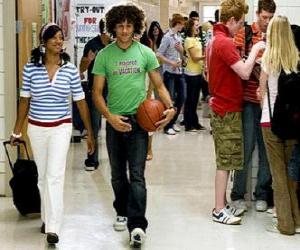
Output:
[92, 41, 160, 115]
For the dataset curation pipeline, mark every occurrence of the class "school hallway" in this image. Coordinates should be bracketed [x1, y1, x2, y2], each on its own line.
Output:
[0, 117, 300, 250]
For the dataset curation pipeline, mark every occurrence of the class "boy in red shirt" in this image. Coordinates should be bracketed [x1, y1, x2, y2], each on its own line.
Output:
[206, 0, 265, 225]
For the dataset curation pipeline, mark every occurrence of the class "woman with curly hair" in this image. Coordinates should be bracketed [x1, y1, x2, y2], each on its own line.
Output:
[92, 4, 175, 247]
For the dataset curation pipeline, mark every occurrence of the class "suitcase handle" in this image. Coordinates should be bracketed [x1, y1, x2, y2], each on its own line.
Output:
[3, 140, 31, 172]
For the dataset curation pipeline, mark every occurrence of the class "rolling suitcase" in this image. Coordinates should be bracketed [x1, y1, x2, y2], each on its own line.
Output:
[3, 140, 41, 215]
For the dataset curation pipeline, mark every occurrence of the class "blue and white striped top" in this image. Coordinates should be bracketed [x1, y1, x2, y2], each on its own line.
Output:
[20, 62, 85, 123]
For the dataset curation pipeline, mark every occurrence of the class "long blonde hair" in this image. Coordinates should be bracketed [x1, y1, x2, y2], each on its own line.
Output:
[262, 15, 299, 75]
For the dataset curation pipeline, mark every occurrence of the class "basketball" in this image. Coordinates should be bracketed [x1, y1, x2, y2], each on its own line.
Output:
[136, 99, 166, 132]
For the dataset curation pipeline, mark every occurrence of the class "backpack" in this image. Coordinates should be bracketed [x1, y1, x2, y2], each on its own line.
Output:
[267, 68, 300, 140]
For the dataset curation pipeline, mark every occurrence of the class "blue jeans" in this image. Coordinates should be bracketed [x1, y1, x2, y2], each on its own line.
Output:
[106, 116, 148, 231]
[163, 71, 185, 130]
[288, 144, 300, 181]
[231, 102, 272, 202]
[85, 89, 101, 163]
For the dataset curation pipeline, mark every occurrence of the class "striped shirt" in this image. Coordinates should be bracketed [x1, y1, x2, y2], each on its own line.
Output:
[234, 23, 264, 103]
[157, 29, 183, 74]
[20, 62, 85, 125]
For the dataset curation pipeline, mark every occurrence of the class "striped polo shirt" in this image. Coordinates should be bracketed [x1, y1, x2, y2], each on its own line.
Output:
[20, 62, 85, 125]
[234, 23, 264, 104]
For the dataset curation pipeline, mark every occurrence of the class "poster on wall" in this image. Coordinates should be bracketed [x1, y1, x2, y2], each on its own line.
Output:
[55, 0, 71, 40]
[75, 3, 105, 44]
[74, 2, 106, 67]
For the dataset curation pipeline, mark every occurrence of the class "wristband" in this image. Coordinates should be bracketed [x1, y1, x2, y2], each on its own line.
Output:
[168, 106, 177, 112]
[11, 132, 22, 138]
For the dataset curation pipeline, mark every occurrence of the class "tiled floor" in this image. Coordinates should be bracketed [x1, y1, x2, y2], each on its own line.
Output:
[0, 117, 300, 249]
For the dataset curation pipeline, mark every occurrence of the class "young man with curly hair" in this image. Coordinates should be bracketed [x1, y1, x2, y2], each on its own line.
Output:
[206, 0, 265, 225]
[92, 4, 175, 247]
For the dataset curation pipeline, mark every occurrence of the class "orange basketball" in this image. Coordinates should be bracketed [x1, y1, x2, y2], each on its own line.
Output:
[136, 99, 165, 132]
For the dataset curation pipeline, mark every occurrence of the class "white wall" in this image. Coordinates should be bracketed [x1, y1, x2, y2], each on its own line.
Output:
[0, 0, 5, 195]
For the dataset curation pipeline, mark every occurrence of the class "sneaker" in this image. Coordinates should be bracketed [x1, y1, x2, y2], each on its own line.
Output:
[130, 228, 146, 248]
[212, 208, 241, 225]
[47, 233, 59, 244]
[231, 199, 248, 211]
[296, 226, 300, 234]
[164, 128, 176, 135]
[113, 216, 127, 231]
[172, 124, 181, 132]
[266, 207, 277, 218]
[179, 120, 185, 126]
[41, 223, 45, 234]
[225, 204, 245, 216]
[84, 159, 99, 171]
[266, 222, 280, 233]
[256, 200, 267, 212]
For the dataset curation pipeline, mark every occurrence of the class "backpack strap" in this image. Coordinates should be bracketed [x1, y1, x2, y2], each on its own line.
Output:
[244, 24, 253, 57]
[266, 80, 273, 122]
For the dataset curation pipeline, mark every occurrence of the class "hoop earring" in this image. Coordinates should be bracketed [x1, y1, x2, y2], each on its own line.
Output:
[39, 45, 45, 54]
[39, 45, 45, 64]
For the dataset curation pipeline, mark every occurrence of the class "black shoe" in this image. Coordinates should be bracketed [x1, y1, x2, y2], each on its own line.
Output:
[41, 223, 45, 234]
[84, 159, 99, 171]
[195, 124, 206, 130]
[185, 128, 198, 132]
[47, 233, 59, 244]
[179, 120, 185, 126]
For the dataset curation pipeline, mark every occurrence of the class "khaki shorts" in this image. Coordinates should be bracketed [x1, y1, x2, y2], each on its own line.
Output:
[210, 112, 243, 171]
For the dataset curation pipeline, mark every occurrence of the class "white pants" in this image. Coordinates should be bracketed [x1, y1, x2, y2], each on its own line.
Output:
[28, 123, 72, 233]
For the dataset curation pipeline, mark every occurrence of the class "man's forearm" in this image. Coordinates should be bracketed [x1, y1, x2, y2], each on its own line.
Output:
[243, 48, 258, 77]
[92, 92, 111, 120]
[156, 85, 173, 108]
[79, 57, 91, 73]
[156, 53, 173, 66]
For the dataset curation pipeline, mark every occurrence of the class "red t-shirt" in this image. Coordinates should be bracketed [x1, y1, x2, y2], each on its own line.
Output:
[206, 24, 243, 116]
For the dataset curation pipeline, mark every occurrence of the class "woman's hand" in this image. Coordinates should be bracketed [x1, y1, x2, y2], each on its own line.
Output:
[10, 132, 22, 146]
[155, 108, 176, 130]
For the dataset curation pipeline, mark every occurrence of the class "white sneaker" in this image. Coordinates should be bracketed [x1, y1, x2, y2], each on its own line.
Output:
[130, 228, 146, 247]
[165, 128, 176, 135]
[231, 199, 248, 211]
[212, 208, 241, 225]
[225, 204, 245, 216]
[266, 222, 280, 233]
[266, 207, 277, 218]
[113, 216, 127, 231]
[256, 200, 267, 212]
[267, 223, 300, 234]
[172, 124, 181, 132]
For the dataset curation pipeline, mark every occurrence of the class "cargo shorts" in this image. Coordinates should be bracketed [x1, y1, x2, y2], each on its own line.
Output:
[210, 111, 243, 171]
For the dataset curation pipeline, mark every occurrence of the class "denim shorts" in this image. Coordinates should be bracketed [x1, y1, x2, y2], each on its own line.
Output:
[211, 112, 244, 171]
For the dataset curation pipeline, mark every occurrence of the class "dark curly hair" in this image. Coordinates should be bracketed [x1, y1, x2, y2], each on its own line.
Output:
[31, 24, 70, 66]
[105, 4, 145, 37]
